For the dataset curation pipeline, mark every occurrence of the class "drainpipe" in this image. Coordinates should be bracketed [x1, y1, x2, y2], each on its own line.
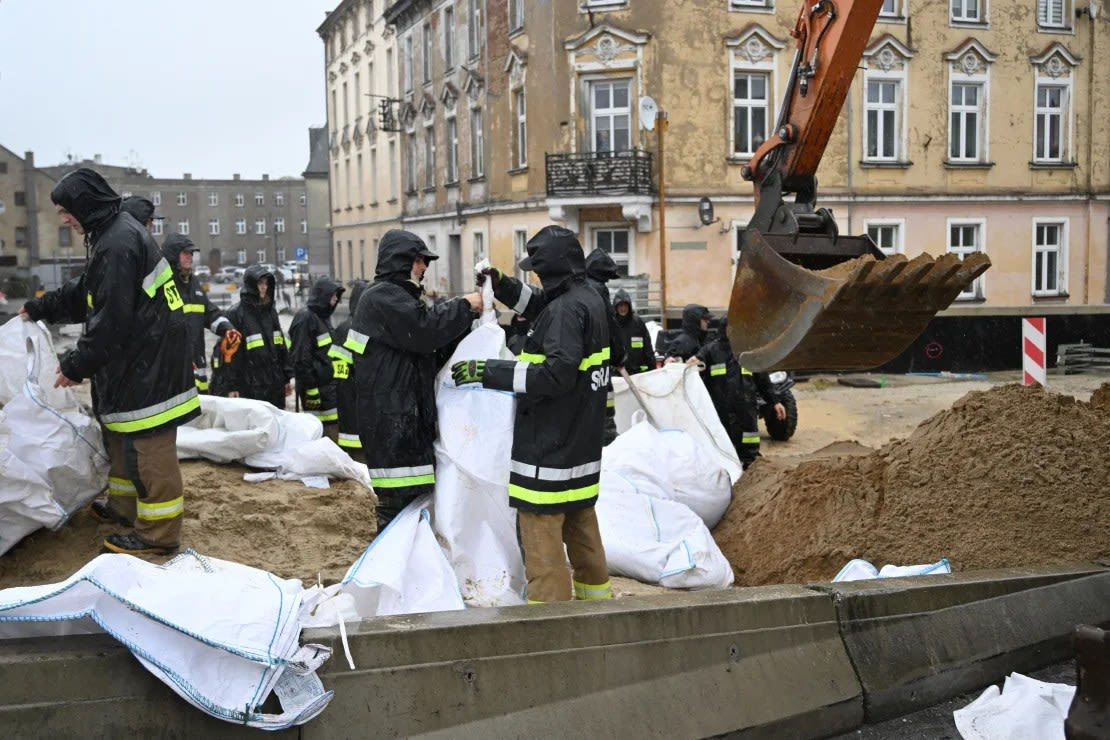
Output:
[1082, 13, 1094, 304]
[846, 85, 854, 235]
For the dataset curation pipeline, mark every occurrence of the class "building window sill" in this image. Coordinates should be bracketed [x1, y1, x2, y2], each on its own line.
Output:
[345, 206, 353, 211]
[333, 208, 341, 214]
[1029, 161, 1078, 170]
[1037, 24, 1073, 33]
[368, 201, 379, 207]
[508, 27, 525, 39]
[876, 14, 907, 23]
[953, 296, 987, 304]
[467, 175, 486, 184]
[445, 180, 460, 188]
[1033, 293, 1069, 302]
[508, 166, 529, 175]
[950, 19, 988, 27]
[860, 160, 913, 169]
[727, 4, 775, 13]
[387, 198, 399, 204]
[422, 186, 437, 194]
[726, 155, 754, 165]
[944, 161, 994, 169]
[405, 190, 419, 197]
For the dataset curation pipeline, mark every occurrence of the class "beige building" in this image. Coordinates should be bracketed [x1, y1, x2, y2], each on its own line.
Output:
[319, 0, 406, 286]
[367, 0, 1108, 320]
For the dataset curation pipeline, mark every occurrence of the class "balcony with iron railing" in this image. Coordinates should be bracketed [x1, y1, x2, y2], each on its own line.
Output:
[545, 149, 655, 198]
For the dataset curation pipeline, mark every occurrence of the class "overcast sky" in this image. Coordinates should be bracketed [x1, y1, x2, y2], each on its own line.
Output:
[0, 0, 338, 180]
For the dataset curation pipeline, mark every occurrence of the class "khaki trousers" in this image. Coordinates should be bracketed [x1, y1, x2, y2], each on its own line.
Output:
[322, 422, 339, 444]
[106, 428, 184, 547]
[517, 507, 612, 603]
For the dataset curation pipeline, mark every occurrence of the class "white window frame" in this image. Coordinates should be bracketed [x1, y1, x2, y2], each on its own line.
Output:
[424, 122, 436, 189]
[878, 0, 903, 18]
[275, 192, 285, 206]
[236, 219, 247, 235]
[509, 0, 524, 32]
[208, 219, 220, 236]
[513, 228, 529, 281]
[403, 34, 414, 93]
[1032, 218, 1068, 297]
[468, 0, 482, 59]
[730, 68, 772, 158]
[946, 218, 986, 300]
[1038, 0, 1068, 29]
[177, 220, 190, 236]
[422, 22, 433, 84]
[237, 249, 247, 264]
[255, 219, 266, 235]
[406, 132, 418, 192]
[445, 111, 459, 183]
[276, 247, 286, 263]
[730, 0, 773, 10]
[948, 80, 987, 163]
[470, 106, 485, 177]
[274, 218, 285, 234]
[586, 77, 633, 154]
[300, 219, 308, 234]
[151, 191, 161, 206]
[863, 72, 906, 163]
[864, 219, 905, 256]
[370, 146, 379, 202]
[254, 193, 264, 206]
[588, 225, 635, 277]
[177, 192, 187, 206]
[299, 192, 306, 206]
[1033, 80, 1072, 164]
[583, 0, 628, 8]
[513, 88, 527, 169]
[235, 193, 244, 207]
[443, 5, 456, 70]
[152, 220, 164, 236]
[257, 249, 267, 264]
[471, 230, 487, 263]
[208, 192, 218, 207]
[950, 0, 983, 23]
[389, 140, 398, 199]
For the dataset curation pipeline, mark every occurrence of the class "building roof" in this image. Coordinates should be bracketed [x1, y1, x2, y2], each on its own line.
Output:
[303, 126, 330, 178]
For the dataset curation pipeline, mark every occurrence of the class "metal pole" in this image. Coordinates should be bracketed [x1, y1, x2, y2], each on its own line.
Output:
[657, 111, 669, 325]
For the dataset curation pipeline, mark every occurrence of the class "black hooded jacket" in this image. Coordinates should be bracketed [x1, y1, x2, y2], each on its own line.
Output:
[485, 226, 611, 513]
[162, 234, 232, 384]
[223, 265, 291, 403]
[343, 230, 475, 495]
[121, 196, 155, 227]
[667, 304, 711, 361]
[289, 276, 344, 422]
[329, 279, 370, 451]
[585, 248, 627, 368]
[613, 289, 655, 374]
[23, 169, 198, 435]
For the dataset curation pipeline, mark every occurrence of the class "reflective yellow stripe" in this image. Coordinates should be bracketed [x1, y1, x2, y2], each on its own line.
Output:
[183, 303, 206, 314]
[245, 332, 264, 350]
[508, 482, 600, 507]
[108, 476, 137, 497]
[630, 340, 644, 348]
[372, 473, 436, 489]
[328, 345, 353, 362]
[86, 292, 93, 308]
[142, 259, 173, 297]
[573, 580, 613, 600]
[710, 364, 727, 377]
[313, 410, 338, 422]
[578, 347, 610, 371]
[741, 367, 753, 376]
[102, 393, 200, 434]
[742, 434, 761, 444]
[519, 351, 545, 364]
[345, 330, 368, 354]
[136, 496, 184, 522]
[195, 378, 210, 391]
[338, 433, 363, 449]
[316, 332, 332, 347]
[606, 399, 615, 408]
[306, 387, 320, 397]
[273, 332, 286, 346]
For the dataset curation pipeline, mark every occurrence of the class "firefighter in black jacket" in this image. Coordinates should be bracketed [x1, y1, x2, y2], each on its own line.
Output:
[289, 276, 345, 439]
[344, 230, 482, 530]
[584, 249, 626, 445]
[223, 265, 292, 408]
[328, 279, 370, 461]
[613, 289, 655, 374]
[697, 319, 785, 469]
[20, 168, 199, 556]
[666, 304, 712, 361]
[454, 225, 612, 603]
[161, 234, 236, 393]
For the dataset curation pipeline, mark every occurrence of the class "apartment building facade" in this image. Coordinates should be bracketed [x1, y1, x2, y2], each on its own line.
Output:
[319, 0, 406, 287]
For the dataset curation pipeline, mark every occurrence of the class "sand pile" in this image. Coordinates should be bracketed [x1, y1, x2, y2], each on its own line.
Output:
[714, 383, 1110, 585]
[0, 461, 376, 589]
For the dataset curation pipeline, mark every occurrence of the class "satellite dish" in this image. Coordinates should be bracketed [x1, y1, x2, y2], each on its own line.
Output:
[639, 96, 658, 131]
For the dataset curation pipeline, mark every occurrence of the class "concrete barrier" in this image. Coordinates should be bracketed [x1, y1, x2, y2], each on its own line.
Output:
[1, 564, 1108, 738]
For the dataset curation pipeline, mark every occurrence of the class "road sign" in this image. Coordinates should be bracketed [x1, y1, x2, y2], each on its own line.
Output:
[295, 247, 307, 261]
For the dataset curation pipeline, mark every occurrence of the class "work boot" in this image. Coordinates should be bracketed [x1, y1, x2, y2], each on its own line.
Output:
[101, 532, 178, 557]
[88, 500, 133, 528]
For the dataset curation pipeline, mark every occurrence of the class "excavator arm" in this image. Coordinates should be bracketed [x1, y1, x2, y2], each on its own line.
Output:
[727, 0, 990, 372]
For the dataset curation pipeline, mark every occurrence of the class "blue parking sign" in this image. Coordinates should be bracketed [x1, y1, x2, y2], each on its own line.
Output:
[295, 247, 307, 260]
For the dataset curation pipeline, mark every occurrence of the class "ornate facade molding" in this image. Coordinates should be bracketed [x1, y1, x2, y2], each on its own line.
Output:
[725, 24, 787, 66]
[863, 34, 917, 72]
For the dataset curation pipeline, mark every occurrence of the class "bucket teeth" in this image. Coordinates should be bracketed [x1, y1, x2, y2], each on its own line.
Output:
[728, 232, 992, 372]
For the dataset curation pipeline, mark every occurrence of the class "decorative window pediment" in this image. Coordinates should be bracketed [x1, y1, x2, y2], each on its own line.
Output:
[1030, 42, 1081, 78]
[420, 91, 436, 119]
[364, 39, 374, 55]
[504, 44, 528, 85]
[351, 51, 361, 65]
[462, 67, 485, 101]
[400, 100, 417, 130]
[863, 34, 916, 72]
[339, 61, 349, 74]
[328, 70, 337, 83]
[944, 38, 997, 75]
[725, 24, 786, 66]
[440, 82, 459, 108]
[564, 23, 649, 69]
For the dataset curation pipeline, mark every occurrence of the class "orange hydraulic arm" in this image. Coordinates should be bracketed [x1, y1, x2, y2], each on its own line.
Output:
[742, 0, 885, 193]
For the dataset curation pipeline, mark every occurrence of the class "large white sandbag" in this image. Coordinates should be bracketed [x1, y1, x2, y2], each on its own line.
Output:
[176, 395, 323, 468]
[612, 363, 742, 484]
[596, 478, 734, 590]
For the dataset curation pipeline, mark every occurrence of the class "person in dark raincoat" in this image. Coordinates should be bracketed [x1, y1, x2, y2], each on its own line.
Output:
[613, 289, 655, 374]
[343, 230, 482, 530]
[454, 226, 612, 603]
[328, 279, 370, 461]
[289, 276, 345, 440]
[504, 313, 531, 356]
[222, 265, 292, 408]
[20, 168, 198, 556]
[666, 303, 713, 361]
[120, 196, 158, 233]
[584, 249, 626, 445]
[161, 234, 236, 393]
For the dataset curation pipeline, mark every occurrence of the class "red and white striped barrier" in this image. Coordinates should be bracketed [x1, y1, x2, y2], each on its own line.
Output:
[1022, 317, 1047, 387]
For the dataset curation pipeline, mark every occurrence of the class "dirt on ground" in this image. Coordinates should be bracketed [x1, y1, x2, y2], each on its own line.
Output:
[714, 379, 1110, 585]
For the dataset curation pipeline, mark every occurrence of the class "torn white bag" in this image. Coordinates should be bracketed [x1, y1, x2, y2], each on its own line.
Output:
[954, 672, 1075, 740]
[0, 551, 333, 729]
[0, 319, 108, 556]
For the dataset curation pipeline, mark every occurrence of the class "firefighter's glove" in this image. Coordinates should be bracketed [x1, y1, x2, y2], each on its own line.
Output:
[222, 327, 242, 344]
[220, 330, 242, 363]
[451, 359, 486, 386]
[477, 267, 502, 290]
[304, 388, 321, 410]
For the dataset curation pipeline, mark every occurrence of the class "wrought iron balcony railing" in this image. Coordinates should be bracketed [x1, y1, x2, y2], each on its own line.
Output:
[545, 149, 654, 197]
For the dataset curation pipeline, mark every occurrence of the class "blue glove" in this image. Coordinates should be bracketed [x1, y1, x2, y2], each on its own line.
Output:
[451, 359, 486, 386]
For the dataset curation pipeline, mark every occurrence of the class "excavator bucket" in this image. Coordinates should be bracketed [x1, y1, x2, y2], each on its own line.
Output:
[727, 230, 991, 372]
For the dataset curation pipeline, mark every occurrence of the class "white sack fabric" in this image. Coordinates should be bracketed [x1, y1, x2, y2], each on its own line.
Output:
[177, 395, 369, 487]
[0, 551, 334, 729]
[0, 319, 109, 556]
[833, 558, 952, 582]
[612, 364, 743, 484]
[954, 672, 1075, 740]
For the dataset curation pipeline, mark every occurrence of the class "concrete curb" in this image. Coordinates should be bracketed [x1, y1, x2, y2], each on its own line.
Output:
[0, 564, 1107, 738]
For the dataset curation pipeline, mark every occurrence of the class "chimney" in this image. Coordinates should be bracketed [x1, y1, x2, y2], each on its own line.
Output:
[184, 173, 192, 180]
[94, 154, 102, 164]
[233, 173, 241, 180]
[23, 151, 34, 167]
[262, 174, 270, 181]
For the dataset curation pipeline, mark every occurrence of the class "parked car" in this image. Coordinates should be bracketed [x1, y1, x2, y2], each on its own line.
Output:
[194, 265, 211, 279]
[214, 266, 243, 283]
